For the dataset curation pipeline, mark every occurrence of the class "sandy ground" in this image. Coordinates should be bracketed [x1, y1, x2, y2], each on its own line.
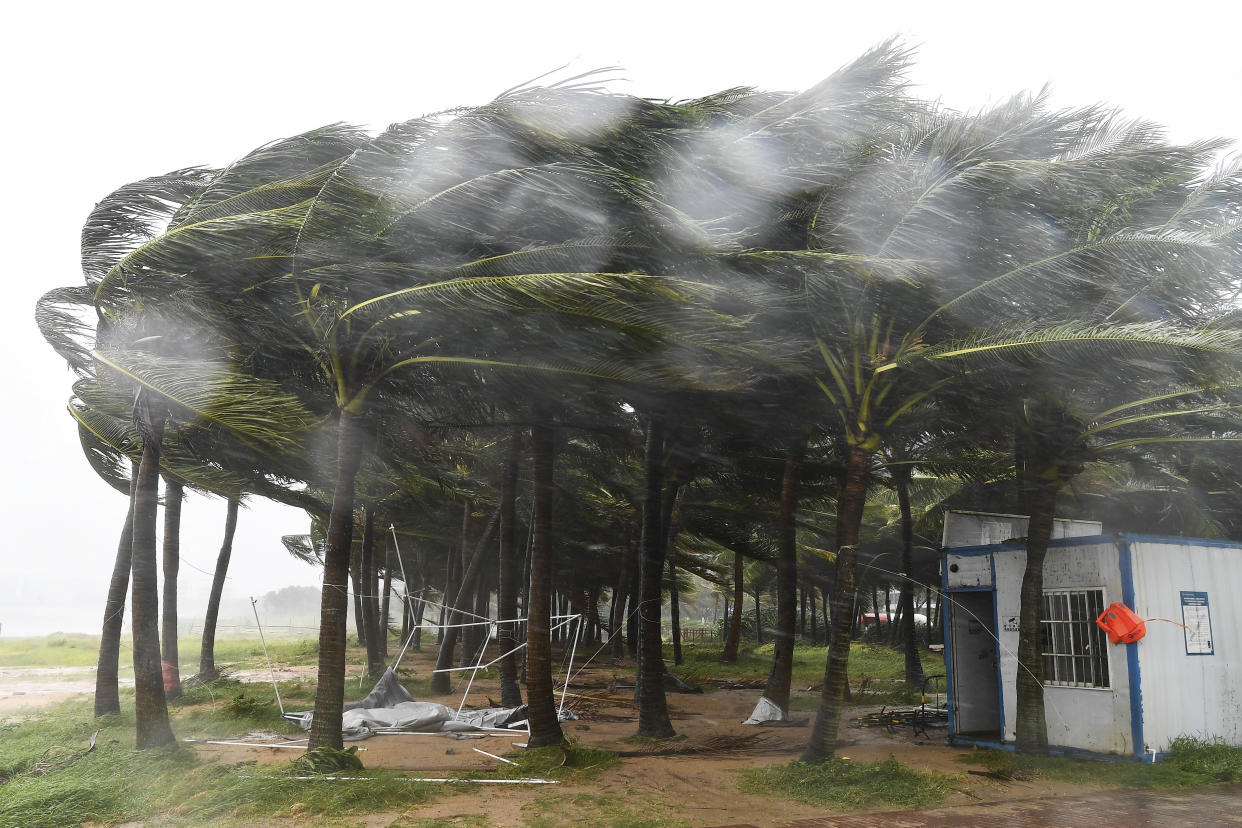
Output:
[169, 651, 1098, 827]
[0, 666, 130, 717]
[3, 651, 1103, 827]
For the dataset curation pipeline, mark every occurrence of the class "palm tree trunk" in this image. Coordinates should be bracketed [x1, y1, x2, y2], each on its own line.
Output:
[161, 476, 183, 700]
[95, 460, 138, 717]
[892, 465, 925, 686]
[199, 496, 239, 680]
[625, 545, 641, 658]
[438, 539, 457, 661]
[636, 415, 675, 738]
[722, 547, 744, 662]
[610, 535, 632, 662]
[474, 577, 491, 659]
[668, 556, 682, 666]
[662, 484, 684, 667]
[822, 585, 831, 645]
[433, 506, 501, 692]
[1015, 480, 1057, 754]
[361, 507, 386, 678]
[802, 444, 869, 762]
[873, 588, 883, 638]
[380, 539, 392, 659]
[587, 582, 602, 644]
[401, 591, 411, 650]
[884, 588, 894, 644]
[800, 586, 807, 638]
[456, 503, 476, 668]
[350, 546, 366, 648]
[753, 587, 763, 645]
[526, 418, 565, 747]
[414, 597, 426, 651]
[809, 586, 818, 645]
[761, 438, 803, 716]
[309, 408, 365, 751]
[131, 394, 175, 749]
[498, 430, 523, 708]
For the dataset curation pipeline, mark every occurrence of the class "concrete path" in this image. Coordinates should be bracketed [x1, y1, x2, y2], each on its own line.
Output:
[703, 782, 1242, 827]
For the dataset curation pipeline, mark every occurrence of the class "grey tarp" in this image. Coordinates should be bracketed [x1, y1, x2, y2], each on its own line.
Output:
[289, 669, 532, 739]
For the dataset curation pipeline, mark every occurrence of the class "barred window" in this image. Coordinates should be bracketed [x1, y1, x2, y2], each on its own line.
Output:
[1040, 589, 1110, 689]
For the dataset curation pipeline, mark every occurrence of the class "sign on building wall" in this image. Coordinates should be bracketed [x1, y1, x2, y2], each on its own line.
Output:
[1181, 591, 1214, 655]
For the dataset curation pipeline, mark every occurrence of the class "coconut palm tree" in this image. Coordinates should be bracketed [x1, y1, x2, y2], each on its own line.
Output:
[198, 495, 240, 680]
[790, 88, 1242, 760]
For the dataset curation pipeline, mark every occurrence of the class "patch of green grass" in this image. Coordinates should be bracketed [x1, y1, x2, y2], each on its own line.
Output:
[208, 636, 320, 667]
[738, 755, 957, 811]
[169, 761, 437, 823]
[175, 675, 246, 705]
[0, 634, 101, 668]
[663, 655, 718, 686]
[0, 723, 194, 828]
[0, 634, 324, 674]
[0, 698, 440, 827]
[521, 792, 691, 828]
[397, 674, 438, 699]
[482, 739, 619, 782]
[669, 641, 944, 697]
[957, 737, 1242, 790]
[0, 698, 112, 777]
[1156, 736, 1242, 783]
[845, 645, 905, 683]
[175, 691, 298, 738]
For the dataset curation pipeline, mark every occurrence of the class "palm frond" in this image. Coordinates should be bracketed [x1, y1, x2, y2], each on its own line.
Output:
[906, 320, 1242, 371]
[82, 167, 217, 286]
[90, 349, 316, 451]
[35, 286, 96, 374]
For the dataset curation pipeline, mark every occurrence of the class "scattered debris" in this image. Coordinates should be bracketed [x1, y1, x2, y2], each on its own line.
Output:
[472, 747, 516, 764]
[851, 704, 949, 737]
[710, 678, 764, 690]
[27, 731, 99, 777]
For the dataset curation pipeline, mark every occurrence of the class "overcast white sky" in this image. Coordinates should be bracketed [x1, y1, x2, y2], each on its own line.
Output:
[3, 0, 1240, 637]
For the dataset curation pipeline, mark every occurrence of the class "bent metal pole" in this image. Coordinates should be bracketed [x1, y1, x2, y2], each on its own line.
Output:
[250, 596, 285, 715]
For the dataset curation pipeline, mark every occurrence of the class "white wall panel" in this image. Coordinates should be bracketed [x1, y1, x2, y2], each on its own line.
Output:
[1131, 540, 1242, 753]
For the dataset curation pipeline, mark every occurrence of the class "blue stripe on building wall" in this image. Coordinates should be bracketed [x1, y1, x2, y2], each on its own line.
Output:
[941, 555, 955, 736]
[1116, 536, 1145, 758]
[989, 551, 1005, 742]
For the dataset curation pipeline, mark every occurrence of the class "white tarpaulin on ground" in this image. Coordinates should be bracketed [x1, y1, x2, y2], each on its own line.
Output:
[741, 695, 789, 725]
[340, 700, 457, 735]
[288, 667, 534, 739]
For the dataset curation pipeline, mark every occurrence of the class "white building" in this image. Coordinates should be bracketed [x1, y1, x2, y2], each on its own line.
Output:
[941, 511, 1241, 759]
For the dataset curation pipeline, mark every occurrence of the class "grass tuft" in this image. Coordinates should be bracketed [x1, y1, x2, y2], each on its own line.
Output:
[167, 762, 436, 821]
[482, 739, 620, 782]
[1156, 736, 1242, 784]
[739, 755, 956, 811]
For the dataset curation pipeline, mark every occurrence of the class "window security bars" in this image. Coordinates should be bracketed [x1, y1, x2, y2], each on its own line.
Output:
[1040, 589, 1110, 689]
